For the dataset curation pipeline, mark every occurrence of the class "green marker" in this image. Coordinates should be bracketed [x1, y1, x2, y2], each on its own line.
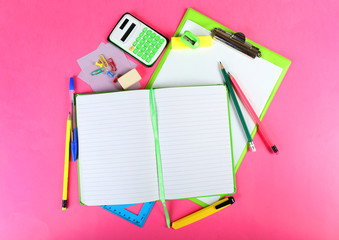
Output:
[219, 62, 256, 152]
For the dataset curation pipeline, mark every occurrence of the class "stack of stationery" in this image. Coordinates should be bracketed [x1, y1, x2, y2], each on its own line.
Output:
[77, 43, 140, 92]
[65, 8, 291, 228]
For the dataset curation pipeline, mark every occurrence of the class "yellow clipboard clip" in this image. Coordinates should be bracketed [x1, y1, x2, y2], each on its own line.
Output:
[95, 54, 109, 68]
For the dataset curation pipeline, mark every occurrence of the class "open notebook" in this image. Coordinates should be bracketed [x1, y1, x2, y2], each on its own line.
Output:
[76, 85, 236, 206]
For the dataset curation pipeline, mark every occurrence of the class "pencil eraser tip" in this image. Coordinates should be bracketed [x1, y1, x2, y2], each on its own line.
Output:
[272, 145, 279, 153]
[62, 200, 67, 209]
[249, 142, 256, 152]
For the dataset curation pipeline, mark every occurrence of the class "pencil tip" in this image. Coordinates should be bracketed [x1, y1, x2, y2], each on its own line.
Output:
[219, 62, 224, 69]
[68, 113, 71, 119]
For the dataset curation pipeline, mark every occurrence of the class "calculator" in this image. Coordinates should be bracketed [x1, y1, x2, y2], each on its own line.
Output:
[107, 13, 169, 67]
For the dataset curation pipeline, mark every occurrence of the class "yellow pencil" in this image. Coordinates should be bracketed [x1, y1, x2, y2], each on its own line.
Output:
[172, 197, 235, 229]
[62, 113, 72, 210]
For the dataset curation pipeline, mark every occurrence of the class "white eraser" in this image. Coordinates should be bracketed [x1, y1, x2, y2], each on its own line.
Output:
[117, 68, 142, 90]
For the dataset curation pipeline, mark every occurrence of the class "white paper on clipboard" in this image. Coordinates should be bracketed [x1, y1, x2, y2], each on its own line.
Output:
[152, 20, 283, 205]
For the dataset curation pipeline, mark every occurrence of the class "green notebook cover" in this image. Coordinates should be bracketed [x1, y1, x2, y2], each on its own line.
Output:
[75, 85, 236, 208]
[145, 8, 291, 207]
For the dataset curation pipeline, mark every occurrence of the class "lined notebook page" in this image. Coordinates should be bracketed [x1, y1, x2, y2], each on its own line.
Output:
[154, 86, 235, 200]
[76, 90, 159, 205]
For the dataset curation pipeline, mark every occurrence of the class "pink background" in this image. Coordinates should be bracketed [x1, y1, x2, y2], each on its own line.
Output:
[1, 0, 339, 239]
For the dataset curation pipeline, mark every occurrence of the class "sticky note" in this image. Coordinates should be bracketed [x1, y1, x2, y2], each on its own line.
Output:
[171, 36, 212, 49]
[77, 43, 139, 92]
[118, 68, 142, 90]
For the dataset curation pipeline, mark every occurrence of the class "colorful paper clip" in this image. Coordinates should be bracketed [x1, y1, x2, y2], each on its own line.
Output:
[95, 61, 104, 68]
[107, 71, 115, 78]
[106, 70, 118, 83]
[108, 58, 117, 71]
[95, 54, 109, 68]
[91, 68, 105, 76]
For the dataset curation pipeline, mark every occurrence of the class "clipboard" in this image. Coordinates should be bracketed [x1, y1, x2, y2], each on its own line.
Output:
[146, 8, 291, 89]
[146, 8, 291, 207]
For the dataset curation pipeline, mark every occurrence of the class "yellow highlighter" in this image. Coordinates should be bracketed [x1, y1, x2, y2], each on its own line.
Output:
[62, 113, 72, 210]
[171, 36, 212, 49]
[172, 197, 235, 229]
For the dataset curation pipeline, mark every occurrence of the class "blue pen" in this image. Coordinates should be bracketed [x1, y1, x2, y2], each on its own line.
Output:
[69, 77, 78, 161]
[71, 126, 78, 162]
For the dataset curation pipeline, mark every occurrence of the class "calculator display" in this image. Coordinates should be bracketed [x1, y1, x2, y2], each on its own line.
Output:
[121, 23, 136, 42]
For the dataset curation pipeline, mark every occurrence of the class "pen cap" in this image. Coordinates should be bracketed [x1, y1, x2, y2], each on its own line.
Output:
[215, 197, 235, 209]
[69, 77, 74, 91]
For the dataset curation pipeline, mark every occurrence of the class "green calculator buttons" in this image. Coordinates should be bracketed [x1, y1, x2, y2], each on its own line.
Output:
[127, 26, 167, 66]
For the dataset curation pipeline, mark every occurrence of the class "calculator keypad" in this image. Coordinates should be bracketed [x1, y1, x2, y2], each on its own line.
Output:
[129, 27, 166, 63]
